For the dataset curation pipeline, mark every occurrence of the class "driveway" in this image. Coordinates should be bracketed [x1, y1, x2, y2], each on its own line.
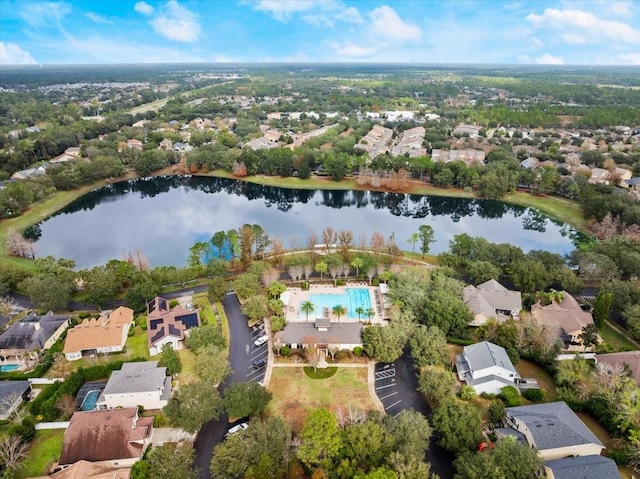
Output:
[192, 292, 268, 479]
[374, 353, 454, 479]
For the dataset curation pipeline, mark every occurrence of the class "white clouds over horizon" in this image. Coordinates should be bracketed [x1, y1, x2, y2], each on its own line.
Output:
[0, 41, 37, 65]
[535, 53, 565, 65]
[136, 0, 201, 42]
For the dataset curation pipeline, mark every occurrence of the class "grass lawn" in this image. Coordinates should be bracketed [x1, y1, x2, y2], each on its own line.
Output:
[515, 358, 558, 402]
[17, 429, 65, 478]
[194, 293, 217, 326]
[176, 348, 198, 385]
[600, 321, 639, 352]
[267, 367, 374, 433]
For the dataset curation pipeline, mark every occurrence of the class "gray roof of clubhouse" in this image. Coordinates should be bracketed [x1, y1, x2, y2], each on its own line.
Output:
[506, 401, 603, 451]
[100, 361, 167, 395]
[544, 455, 621, 479]
[464, 341, 517, 374]
[275, 322, 363, 345]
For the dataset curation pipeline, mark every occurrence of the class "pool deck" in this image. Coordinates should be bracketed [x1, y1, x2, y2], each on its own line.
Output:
[284, 283, 388, 325]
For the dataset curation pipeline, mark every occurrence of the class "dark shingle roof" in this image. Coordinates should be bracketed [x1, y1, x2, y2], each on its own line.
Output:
[0, 313, 69, 351]
[0, 381, 31, 416]
[544, 455, 621, 479]
[506, 401, 603, 451]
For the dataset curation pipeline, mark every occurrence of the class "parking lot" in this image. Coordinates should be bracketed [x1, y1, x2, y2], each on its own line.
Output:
[374, 363, 403, 416]
[244, 321, 268, 384]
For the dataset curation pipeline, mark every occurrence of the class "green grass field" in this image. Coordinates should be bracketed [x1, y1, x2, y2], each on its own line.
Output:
[17, 429, 65, 478]
[600, 321, 639, 352]
[267, 367, 373, 433]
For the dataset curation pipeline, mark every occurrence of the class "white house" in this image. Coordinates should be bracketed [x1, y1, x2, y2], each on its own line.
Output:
[96, 361, 171, 410]
[500, 402, 604, 460]
[455, 341, 520, 394]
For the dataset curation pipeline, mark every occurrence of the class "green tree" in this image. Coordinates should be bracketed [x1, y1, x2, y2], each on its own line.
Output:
[241, 295, 268, 324]
[185, 324, 226, 353]
[82, 266, 121, 307]
[355, 306, 365, 322]
[223, 382, 272, 419]
[267, 281, 286, 299]
[332, 304, 347, 322]
[383, 409, 432, 460]
[466, 260, 502, 284]
[20, 274, 71, 311]
[164, 380, 224, 433]
[300, 300, 316, 322]
[431, 400, 482, 454]
[195, 343, 230, 385]
[592, 291, 613, 328]
[351, 256, 364, 277]
[408, 325, 449, 367]
[315, 260, 328, 279]
[509, 259, 549, 294]
[487, 400, 505, 425]
[144, 444, 200, 479]
[579, 323, 600, 349]
[418, 367, 456, 406]
[362, 324, 406, 363]
[297, 409, 342, 470]
[418, 225, 435, 258]
[125, 277, 160, 311]
[407, 233, 419, 254]
[158, 343, 182, 376]
[211, 417, 291, 479]
[208, 277, 227, 302]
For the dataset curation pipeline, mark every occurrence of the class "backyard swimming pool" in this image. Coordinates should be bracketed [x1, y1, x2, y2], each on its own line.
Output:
[0, 364, 20, 372]
[304, 288, 373, 320]
[81, 390, 101, 411]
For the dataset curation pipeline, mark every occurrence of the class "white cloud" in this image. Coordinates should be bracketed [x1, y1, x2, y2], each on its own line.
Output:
[532, 36, 543, 47]
[619, 52, 640, 65]
[535, 53, 565, 64]
[150, 1, 201, 42]
[85, 12, 113, 24]
[330, 42, 376, 57]
[19, 2, 71, 27]
[0, 42, 37, 65]
[134, 1, 154, 15]
[526, 8, 640, 44]
[562, 33, 586, 44]
[368, 6, 421, 42]
[253, 0, 318, 22]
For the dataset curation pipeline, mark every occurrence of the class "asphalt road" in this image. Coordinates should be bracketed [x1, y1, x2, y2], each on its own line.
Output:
[375, 353, 455, 479]
[192, 292, 265, 479]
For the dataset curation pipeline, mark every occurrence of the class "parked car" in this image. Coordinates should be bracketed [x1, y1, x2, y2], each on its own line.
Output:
[253, 335, 268, 347]
[227, 422, 248, 435]
[253, 358, 267, 369]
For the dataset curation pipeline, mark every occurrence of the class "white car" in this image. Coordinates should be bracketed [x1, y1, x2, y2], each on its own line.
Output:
[253, 335, 268, 347]
[227, 422, 248, 436]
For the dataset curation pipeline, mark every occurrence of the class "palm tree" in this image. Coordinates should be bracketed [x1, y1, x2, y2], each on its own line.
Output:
[547, 288, 564, 304]
[332, 304, 347, 323]
[355, 306, 365, 322]
[366, 307, 375, 322]
[300, 300, 315, 322]
[315, 260, 328, 279]
[350, 257, 364, 278]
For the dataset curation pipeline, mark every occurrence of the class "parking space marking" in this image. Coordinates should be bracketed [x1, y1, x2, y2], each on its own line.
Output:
[375, 383, 395, 390]
[246, 369, 263, 379]
[385, 399, 401, 411]
[379, 391, 399, 401]
[250, 351, 268, 361]
[375, 369, 395, 379]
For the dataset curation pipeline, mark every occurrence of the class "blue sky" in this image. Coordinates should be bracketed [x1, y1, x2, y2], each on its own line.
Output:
[0, 0, 638, 65]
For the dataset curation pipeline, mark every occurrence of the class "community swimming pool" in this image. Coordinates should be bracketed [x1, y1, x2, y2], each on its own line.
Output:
[80, 390, 101, 411]
[304, 288, 373, 320]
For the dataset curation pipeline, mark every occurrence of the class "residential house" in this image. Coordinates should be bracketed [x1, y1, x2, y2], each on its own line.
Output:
[0, 312, 71, 365]
[354, 125, 394, 159]
[543, 455, 621, 479]
[10, 166, 47, 180]
[159, 138, 173, 150]
[146, 297, 200, 356]
[588, 167, 610, 185]
[126, 139, 143, 150]
[390, 126, 426, 157]
[500, 401, 604, 460]
[531, 293, 595, 349]
[453, 124, 482, 138]
[463, 279, 522, 326]
[58, 408, 152, 468]
[623, 177, 640, 191]
[0, 381, 31, 420]
[63, 307, 134, 361]
[595, 350, 640, 387]
[455, 341, 520, 394]
[431, 149, 486, 166]
[274, 318, 363, 351]
[96, 361, 171, 410]
[35, 460, 131, 479]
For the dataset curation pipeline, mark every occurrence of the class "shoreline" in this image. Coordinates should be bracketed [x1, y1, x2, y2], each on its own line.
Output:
[0, 168, 589, 269]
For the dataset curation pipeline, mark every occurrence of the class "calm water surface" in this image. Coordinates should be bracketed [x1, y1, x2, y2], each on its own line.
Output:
[25, 176, 582, 269]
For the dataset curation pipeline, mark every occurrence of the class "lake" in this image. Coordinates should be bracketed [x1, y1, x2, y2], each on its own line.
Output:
[25, 176, 582, 269]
